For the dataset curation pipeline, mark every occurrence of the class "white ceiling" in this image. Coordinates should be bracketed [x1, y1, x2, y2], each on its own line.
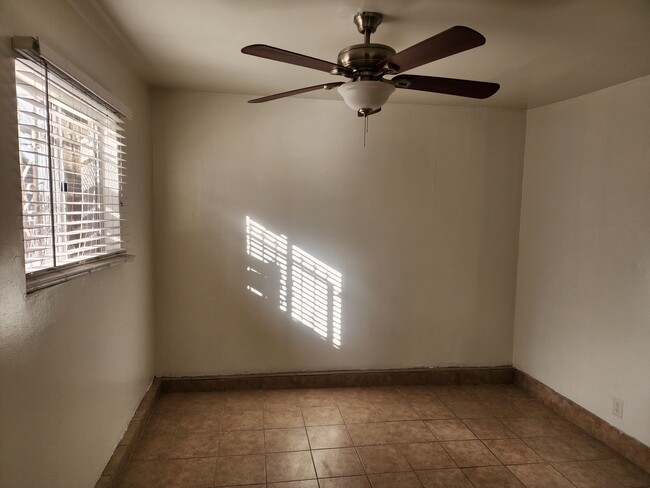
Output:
[88, 0, 650, 109]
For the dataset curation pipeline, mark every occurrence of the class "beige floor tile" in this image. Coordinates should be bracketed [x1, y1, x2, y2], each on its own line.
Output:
[445, 401, 491, 419]
[145, 411, 180, 435]
[171, 433, 220, 458]
[484, 438, 543, 465]
[161, 458, 215, 488]
[224, 391, 262, 410]
[547, 417, 584, 437]
[221, 409, 263, 431]
[507, 463, 575, 488]
[347, 423, 395, 446]
[376, 403, 419, 421]
[356, 444, 411, 474]
[222, 485, 264, 488]
[416, 468, 473, 488]
[265, 408, 305, 429]
[463, 466, 525, 487]
[213, 454, 266, 486]
[219, 430, 264, 455]
[153, 394, 186, 412]
[268, 480, 319, 488]
[500, 417, 556, 438]
[133, 435, 175, 460]
[562, 434, 618, 460]
[431, 387, 474, 403]
[552, 460, 625, 488]
[312, 448, 365, 478]
[118, 460, 165, 488]
[400, 442, 456, 470]
[263, 390, 302, 410]
[298, 389, 338, 408]
[318, 475, 371, 487]
[594, 458, 650, 487]
[302, 406, 343, 426]
[482, 401, 525, 418]
[368, 471, 422, 487]
[339, 404, 382, 424]
[178, 410, 221, 433]
[386, 421, 436, 443]
[513, 400, 555, 418]
[334, 389, 370, 406]
[266, 450, 316, 482]
[306, 425, 352, 449]
[463, 418, 516, 440]
[523, 437, 586, 462]
[441, 440, 500, 468]
[411, 402, 456, 420]
[265, 427, 310, 453]
[425, 420, 477, 441]
[113, 386, 647, 488]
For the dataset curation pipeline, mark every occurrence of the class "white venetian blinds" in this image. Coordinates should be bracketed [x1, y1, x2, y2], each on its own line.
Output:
[15, 58, 126, 274]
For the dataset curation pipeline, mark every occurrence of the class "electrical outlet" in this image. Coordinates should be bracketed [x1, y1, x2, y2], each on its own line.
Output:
[612, 397, 624, 419]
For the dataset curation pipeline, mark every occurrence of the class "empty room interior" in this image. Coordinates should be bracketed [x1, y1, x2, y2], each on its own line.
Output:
[1, 1, 649, 487]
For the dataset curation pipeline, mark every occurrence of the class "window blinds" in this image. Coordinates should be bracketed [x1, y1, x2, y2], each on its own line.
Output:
[15, 58, 126, 274]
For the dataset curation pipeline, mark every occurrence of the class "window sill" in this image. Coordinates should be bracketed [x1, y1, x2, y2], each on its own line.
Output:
[26, 254, 135, 294]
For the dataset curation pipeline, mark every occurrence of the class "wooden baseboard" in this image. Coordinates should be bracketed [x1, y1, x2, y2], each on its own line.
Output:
[159, 366, 514, 393]
[94, 378, 162, 488]
[514, 369, 649, 473]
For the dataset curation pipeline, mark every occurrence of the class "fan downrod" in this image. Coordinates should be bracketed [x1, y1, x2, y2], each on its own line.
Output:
[354, 12, 383, 43]
[334, 12, 396, 77]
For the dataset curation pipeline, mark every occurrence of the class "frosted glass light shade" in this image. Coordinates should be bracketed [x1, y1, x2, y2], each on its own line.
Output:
[338, 80, 395, 111]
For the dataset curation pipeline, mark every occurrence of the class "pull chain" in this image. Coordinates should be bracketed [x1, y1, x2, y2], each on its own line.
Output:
[363, 115, 368, 147]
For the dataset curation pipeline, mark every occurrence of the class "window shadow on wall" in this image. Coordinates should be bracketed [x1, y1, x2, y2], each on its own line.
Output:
[246, 216, 342, 348]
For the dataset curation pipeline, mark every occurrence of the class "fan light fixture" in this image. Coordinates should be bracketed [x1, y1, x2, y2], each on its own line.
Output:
[337, 81, 395, 114]
[242, 11, 500, 119]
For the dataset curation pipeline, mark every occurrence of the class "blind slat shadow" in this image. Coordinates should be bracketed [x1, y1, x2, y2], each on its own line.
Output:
[246, 216, 342, 348]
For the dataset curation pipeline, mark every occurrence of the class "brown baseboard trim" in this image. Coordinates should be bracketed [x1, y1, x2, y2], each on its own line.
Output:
[159, 366, 514, 393]
[95, 377, 162, 488]
[514, 368, 649, 473]
[101, 367, 648, 488]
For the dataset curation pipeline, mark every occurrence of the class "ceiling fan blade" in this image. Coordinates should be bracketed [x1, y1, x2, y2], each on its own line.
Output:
[378, 26, 486, 74]
[242, 44, 352, 76]
[392, 74, 499, 99]
[248, 82, 344, 103]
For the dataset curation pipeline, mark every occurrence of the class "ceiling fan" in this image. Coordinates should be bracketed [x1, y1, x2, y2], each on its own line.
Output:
[242, 12, 500, 117]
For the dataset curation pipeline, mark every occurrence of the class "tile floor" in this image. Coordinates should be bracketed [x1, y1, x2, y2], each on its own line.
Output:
[118, 385, 650, 488]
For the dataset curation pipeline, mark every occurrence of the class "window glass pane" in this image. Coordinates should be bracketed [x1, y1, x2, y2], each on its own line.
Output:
[15, 58, 126, 273]
[16, 59, 54, 272]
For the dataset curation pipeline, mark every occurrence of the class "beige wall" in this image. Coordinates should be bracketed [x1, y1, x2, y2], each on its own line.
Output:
[514, 76, 650, 445]
[0, 2, 154, 488]
[153, 91, 525, 375]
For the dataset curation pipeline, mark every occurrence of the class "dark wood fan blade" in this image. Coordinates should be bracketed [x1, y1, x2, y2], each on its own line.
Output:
[378, 26, 486, 74]
[248, 82, 344, 103]
[242, 44, 352, 76]
[392, 74, 499, 99]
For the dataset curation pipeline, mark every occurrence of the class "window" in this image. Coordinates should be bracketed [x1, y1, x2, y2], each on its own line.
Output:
[15, 57, 127, 280]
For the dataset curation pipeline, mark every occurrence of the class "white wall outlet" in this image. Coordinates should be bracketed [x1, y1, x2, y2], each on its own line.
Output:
[612, 397, 624, 419]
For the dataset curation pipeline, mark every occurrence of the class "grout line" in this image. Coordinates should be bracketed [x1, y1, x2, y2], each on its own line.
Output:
[113, 384, 648, 488]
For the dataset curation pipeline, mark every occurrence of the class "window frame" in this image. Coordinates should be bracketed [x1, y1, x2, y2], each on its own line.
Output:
[13, 37, 133, 293]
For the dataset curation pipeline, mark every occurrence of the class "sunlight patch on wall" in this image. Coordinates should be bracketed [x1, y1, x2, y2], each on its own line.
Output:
[246, 216, 342, 348]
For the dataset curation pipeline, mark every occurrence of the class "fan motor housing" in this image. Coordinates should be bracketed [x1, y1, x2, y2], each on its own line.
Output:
[337, 43, 396, 75]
